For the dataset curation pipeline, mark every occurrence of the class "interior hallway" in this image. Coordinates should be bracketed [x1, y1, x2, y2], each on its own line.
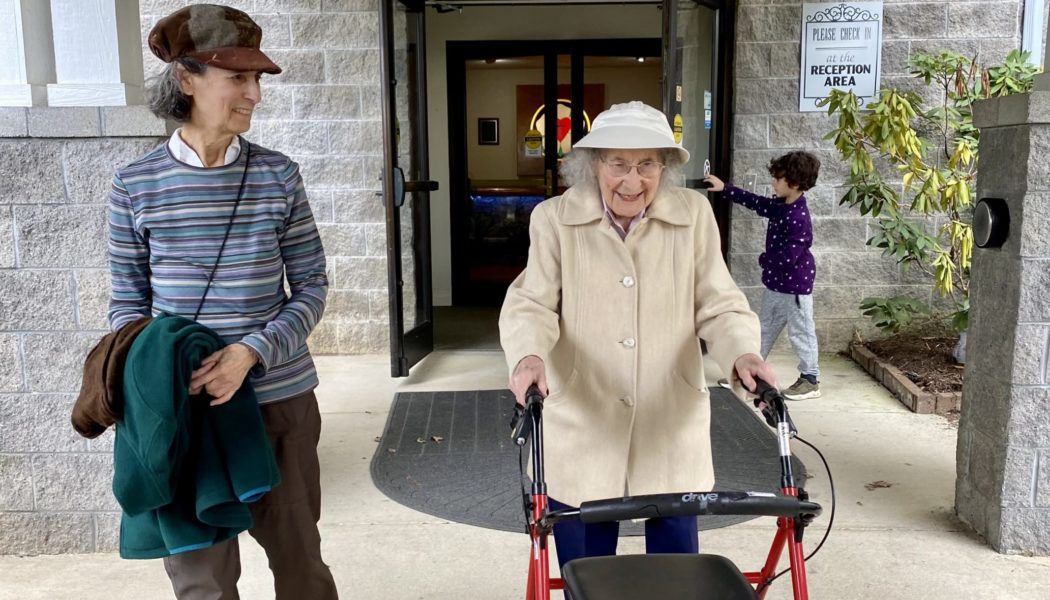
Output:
[1, 351, 1049, 599]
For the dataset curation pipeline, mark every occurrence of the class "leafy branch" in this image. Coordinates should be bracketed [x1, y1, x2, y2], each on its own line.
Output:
[818, 49, 1038, 332]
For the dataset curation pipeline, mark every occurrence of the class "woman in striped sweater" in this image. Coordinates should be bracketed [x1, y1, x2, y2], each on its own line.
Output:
[107, 5, 337, 599]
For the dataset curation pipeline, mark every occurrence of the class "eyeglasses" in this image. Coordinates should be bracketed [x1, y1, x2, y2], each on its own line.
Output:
[600, 158, 665, 178]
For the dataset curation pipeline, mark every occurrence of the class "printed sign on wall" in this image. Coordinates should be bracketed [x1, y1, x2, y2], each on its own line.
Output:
[799, 2, 883, 112]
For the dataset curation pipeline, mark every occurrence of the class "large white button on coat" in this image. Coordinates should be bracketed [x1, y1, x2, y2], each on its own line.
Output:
[622, 276, 636, 288]
[622, 337, 636, 348]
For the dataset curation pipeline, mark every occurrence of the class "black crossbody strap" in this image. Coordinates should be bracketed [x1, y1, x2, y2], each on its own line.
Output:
[193, 140, 251, 321]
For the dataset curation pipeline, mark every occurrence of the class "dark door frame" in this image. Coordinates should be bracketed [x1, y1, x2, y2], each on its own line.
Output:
[664, 0, 736, 259]
[446, 37, 663, 306]
[380, 0, 438, 377]
[710, 0, 737, 260]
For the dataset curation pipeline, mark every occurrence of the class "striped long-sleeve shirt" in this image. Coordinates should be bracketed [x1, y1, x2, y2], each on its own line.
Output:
[107, 138, 328, 404]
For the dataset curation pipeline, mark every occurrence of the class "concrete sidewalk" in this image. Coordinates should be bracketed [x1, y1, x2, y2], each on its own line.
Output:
[1, 351, 1048, 599]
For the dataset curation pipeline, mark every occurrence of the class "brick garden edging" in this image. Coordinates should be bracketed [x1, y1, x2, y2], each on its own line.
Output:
[848, 344, 962, 415]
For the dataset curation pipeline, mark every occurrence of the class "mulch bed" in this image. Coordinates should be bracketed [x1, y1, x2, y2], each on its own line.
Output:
[861, 335, 963, 394]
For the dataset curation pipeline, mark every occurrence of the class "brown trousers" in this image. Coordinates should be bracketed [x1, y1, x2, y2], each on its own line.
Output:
[162, 391, 339, 600]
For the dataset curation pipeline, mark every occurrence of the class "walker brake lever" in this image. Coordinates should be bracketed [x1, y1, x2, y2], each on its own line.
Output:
[510, 405, 524, 431]
[754, 398, 779, 429]
[751, 378, 797, 436]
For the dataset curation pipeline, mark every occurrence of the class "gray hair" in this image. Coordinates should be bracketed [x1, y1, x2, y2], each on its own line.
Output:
[559, 147, 686, 195]
[145, 57, 208, 122]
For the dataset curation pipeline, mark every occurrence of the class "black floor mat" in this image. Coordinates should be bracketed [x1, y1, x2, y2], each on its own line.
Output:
[370, 388, 806, 534]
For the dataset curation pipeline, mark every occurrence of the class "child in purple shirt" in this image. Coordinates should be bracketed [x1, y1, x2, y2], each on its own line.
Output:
[705, 151, 822, 400]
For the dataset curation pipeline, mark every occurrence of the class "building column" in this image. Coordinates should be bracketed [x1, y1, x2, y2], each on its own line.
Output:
[46, 0, 143, 106]
[958, 92, 1050, 555]
[1036, 2, 1050, 91]
[0, 0, 54, 106]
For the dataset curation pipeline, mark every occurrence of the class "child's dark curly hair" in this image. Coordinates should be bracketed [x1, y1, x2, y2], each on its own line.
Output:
[767, 151, 820, 192]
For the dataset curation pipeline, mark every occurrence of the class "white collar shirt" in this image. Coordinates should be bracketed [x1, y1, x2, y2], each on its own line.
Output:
[168, 128, 241, 167]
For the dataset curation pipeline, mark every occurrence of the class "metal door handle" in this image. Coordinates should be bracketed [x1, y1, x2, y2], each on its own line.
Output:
[375, 180, 438, 203]
[404, 180, 439, 193]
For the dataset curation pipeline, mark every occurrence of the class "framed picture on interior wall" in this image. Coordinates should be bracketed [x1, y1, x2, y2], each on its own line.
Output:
[478, 117, 500, 145]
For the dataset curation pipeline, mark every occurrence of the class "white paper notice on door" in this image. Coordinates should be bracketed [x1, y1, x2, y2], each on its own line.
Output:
[704, 91, 712, 129]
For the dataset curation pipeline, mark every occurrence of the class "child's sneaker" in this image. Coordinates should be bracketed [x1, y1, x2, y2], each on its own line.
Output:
[783, 376, 820, 400]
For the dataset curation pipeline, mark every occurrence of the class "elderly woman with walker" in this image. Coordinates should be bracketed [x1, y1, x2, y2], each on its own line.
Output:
[500, 101, 778, 574]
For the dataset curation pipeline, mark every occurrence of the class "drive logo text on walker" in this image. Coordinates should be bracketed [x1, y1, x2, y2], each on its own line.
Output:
[681, 492, 719, 502]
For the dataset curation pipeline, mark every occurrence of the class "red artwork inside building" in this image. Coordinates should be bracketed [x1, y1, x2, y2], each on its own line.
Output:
[515, 84, 605, 177]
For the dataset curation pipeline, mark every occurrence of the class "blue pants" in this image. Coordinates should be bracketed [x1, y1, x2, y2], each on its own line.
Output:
[548, 498, 699, 571]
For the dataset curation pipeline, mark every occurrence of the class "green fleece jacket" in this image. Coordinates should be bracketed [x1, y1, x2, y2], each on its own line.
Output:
[113, 314, 281, 559]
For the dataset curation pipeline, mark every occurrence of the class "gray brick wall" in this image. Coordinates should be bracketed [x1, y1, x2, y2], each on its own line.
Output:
[957, 92, 1050, 555]
[730, 0, 1024, 351]
[0, 0, 383, 555]
[0, 130, 161, 555]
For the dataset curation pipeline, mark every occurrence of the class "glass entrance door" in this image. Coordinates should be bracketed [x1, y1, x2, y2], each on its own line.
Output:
[380, 0, 438, 377]
[664, 0, 731, 256]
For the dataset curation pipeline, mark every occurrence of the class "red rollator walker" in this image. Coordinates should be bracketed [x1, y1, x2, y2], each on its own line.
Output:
[510, 378, 832, 600]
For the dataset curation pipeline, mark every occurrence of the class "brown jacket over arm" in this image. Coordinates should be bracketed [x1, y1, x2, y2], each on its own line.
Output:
[72, 316, 153, 438]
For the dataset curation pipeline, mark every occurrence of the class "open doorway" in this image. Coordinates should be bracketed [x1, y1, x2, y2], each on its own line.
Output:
[439, 39, 663, 349]
[388, 1, 730, 364]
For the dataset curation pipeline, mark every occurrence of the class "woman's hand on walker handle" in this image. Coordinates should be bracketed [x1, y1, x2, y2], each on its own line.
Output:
[510, 355, 548, 407]
[733, 353, 778, 394]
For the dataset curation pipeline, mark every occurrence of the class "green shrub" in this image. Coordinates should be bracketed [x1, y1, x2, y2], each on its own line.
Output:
[819, 50, 1038, 333]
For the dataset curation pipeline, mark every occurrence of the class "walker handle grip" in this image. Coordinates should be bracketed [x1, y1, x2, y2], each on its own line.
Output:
[510, 385, 544, 446]
[751, 377, 796, 434]
[752, 377, 781, 406]
[525, 385, 545, 405]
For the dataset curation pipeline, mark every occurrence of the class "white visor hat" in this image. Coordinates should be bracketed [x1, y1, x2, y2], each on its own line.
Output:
[572, 101, 690, 165]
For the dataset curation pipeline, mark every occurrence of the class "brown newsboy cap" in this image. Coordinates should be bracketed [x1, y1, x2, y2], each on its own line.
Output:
[148, 3, 282, 74]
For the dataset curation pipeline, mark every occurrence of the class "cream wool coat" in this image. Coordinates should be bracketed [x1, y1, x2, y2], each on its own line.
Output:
[500, 183, 761, 507]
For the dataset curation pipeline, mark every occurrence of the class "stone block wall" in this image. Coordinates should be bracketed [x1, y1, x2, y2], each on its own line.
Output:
[730, 0, 1024, 350]
[0, 0, 384, 555]
[0, 107, 164, 554]
[956, 92, 1050, 555]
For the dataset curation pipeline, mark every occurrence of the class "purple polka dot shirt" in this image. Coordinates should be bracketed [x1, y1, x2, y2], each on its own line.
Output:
[724, 184, 816, 295]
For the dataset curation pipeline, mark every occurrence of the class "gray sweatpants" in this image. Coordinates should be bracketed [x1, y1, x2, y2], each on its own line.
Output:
[759, 289, 820, 378]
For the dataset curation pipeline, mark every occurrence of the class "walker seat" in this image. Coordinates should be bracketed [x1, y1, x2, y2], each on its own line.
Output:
[562, 553, 759, 600]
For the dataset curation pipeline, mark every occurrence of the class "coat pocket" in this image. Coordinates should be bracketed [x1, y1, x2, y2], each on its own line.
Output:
[672, 370, 709, 401]
[543, 368, 578, 407]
